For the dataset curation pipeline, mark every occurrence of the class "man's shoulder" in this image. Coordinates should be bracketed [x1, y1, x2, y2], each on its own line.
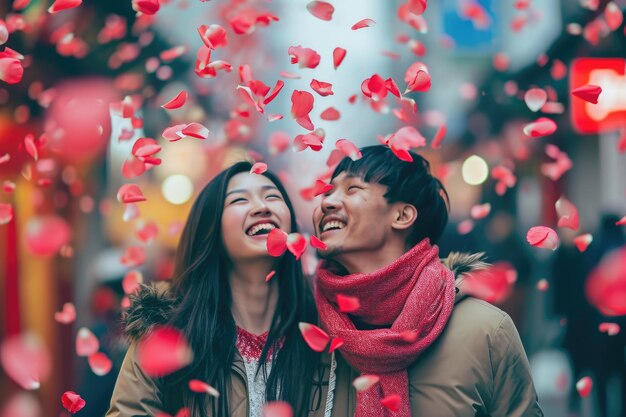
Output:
[448, 296, 511, 336]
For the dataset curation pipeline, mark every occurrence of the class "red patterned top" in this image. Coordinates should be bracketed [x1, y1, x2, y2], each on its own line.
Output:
[235, 326, 270, 362]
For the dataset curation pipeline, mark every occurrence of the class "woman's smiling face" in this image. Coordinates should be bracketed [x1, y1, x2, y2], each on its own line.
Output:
[221, 172, 292, 262]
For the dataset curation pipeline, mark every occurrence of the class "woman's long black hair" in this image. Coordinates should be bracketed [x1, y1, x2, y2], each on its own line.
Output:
[161, 161, 321, 416]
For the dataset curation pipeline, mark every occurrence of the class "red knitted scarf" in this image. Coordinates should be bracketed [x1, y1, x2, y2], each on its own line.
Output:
[315, 239, 455, 417]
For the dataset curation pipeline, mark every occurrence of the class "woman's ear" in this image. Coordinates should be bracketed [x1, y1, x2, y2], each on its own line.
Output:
[391, 203, 418, 231]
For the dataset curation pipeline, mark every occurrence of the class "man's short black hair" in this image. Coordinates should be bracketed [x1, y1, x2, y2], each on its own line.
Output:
[331, 145, 450, 246]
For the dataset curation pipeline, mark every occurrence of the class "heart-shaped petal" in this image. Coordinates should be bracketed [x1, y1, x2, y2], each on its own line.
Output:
[574, 233, 593, 252]
[54, 302, 76, 324]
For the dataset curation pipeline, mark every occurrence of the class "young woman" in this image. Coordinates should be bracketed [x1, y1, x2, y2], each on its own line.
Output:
[106, 161, 335, 417]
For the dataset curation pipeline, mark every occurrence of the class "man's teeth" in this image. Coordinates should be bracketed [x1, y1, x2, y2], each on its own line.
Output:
[247, 223, 276, 236]
[322, 220, 346, 232]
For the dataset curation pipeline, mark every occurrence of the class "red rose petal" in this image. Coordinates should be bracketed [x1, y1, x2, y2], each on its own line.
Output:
[404, 62, 431, 93]
[523, 117, 557, 138]
[267, 228, 288, 256]
[181, 122, 209, 139]
[310, 79, 334, 96]
[463, 262, 517, 304]
[137, 325, 193, 377]
[351, 18, 376, 30]
[268, 132, 290, 155]
[88, 352, 113, 376]
[335, 139, 362, 161]
[470, 203, 491, 220]
[188, 379, 220, 397]
[132, 0, 160, 15]
[320, 107, 340, 120]
[288, 45, 321, 69]
[265, 270, 276, 282]
[336, 294, 360, 313]
[571, 84, 602, 104]
[61, 391, 86, 413]
[310, 235, 327, 250]
[431, 124, 447, 149]
[605, 2, 623, 31]
[306, 1, 334, 21]
[586, 247, 626, 316]
[197, 24, 227, 50]
[76, 327, 99, 357]
[555, 196, 579, 230]
[328, 337, 344, 353]
[250, 162, 268, 174]
[576, 377, 593, 398]
[333, 47, 346, 69]
[120, 245, 145, 267]
[0, 57, 24, 84]
[48, 0, 82, 14]
[286, 233, 307, 260]
[574, 234, 593, 252]
[161, 90, 188, 110]
[526, 226, 559, 250]
[298, 322, 330, 352]
[117, 184, 146, 203]
[380, 394, 401, 412]
[598, 322, 620, 336]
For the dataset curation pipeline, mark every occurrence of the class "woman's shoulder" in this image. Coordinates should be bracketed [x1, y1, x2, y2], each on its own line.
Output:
[123, 282, 178, 341]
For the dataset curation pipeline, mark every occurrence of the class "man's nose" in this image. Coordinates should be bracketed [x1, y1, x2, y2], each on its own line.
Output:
[321, 193, 341, 213]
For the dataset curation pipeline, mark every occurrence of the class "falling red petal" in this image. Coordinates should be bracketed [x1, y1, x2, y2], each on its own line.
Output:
[571, 84, 602, 104]
[336, 294, 360, 313]
[380, 394, 401, 412]
[351, 18, 376, 30]
[267, 228, 288, 256]
[526, 226, 560, 250]
[61, 391, 86, 413]
[137, 325, 193, 377]
[298, 322, 330, 352]
[48, 0, 82, 14]
[306, 1, 334, 21]
[161, 90, 188, 109]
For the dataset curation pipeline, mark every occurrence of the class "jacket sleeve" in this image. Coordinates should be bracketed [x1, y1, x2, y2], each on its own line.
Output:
[105, 342, 165, 417]
[488, 314, 543, 417]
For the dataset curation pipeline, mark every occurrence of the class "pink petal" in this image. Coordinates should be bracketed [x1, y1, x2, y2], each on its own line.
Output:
[48, 0, 82, 14]
[61, 391, 86, 413]
[586, 248, 626, 316]
[555, 196, 579, 230]
[298, 322, 330, 352]
[526, 226, 559, 250]
[263, 80, 285, 105]
[380, 394, 401, 412]
[463, 262, 517, 304]
[0, 57, 24, 84]
[293, 133, 323, 152]
[0, 203, 14, 225]
[288, 45, 321, 69]
[550, 59, 567, 80]
[268, 132, 290, 155]
[135, 221, 159, 243]
[306, 1, 334, 21]
[181, 122, 209, 140]
[598, 322, 620, 336]
[352, 375, 380, 391]
[122, 270, 143, 295]
[160, 45, 187, 62]
[351, 18, 376, 30]
[88, 352, 113, 376]
[267, 228, 288, 256]
[336, 294, 360, 313]
[161, 90, 188, 110]
[333, 47, 346, 69]
[616, 216, 626, 226]
[404, 62, 431, 93]
[290, 89, 314, 121]
[122, 157, 146, 179]
[76, 327, 99, 357]
[310, 79, 334, 96]
[54, 303, 76, 324]
[524, 88, 547, 112]
[571, 84, 602, 104]
[120, 245, 145, 267]
[328, 337, 344, 353]
[117, 184, 146, 203]
[24, 216, 71, 257]
[197, 24, 227, 50]
[470, 203, 491, 220]
[286, 233, 307, 260]
[137, 325, 193, 377]
[1, 333, 51, 390]
[263, 401, 293, 417]
[574, 233, 593, 252]
[431, 124, 447, 149]
[604, 2, 623, 31]
[310, 235, 327, 250]
[188, 379, 220, 397]
[407, 0, 427, 15]
[335, 139, 362, 161]
[320, 107, 340, 120]
[536, 279, 549, 292]
[250, 162, 268, 174]
[265, 270, 276, 282]
[24, 134, 38, 161]
[131, 0, 160, 15]
[523, 117, 557, 138]
[576, 377, 593, 398]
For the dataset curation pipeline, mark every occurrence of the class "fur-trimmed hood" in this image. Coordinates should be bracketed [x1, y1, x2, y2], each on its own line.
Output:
[122, 252, 488, 341]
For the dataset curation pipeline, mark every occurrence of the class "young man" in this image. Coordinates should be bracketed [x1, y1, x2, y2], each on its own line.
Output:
[314, 145, 543, 417]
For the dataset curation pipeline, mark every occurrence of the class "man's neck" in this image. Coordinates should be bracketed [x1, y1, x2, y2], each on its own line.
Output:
[334, 243, 407, 275]
[229, 261, 278, 335]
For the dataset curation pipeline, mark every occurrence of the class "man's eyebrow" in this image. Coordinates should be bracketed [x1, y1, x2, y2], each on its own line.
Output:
[225, 185, 278, 197]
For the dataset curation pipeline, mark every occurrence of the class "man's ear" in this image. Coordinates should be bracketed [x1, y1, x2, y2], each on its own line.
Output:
[391, 203, 417, 231]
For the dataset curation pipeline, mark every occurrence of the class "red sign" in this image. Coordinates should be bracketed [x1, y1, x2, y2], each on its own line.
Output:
[570, 58, 626, 134]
